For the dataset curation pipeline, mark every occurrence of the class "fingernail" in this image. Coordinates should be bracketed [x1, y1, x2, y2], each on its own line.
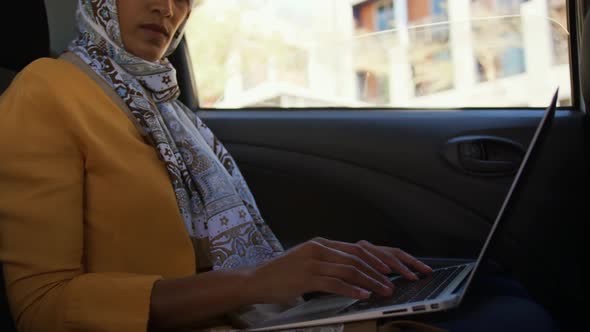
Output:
[382, 284, 393, 296]
[360, 290, 371, 299]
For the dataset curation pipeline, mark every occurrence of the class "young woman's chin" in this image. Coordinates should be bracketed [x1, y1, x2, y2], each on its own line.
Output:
[129, 42, 167, 62]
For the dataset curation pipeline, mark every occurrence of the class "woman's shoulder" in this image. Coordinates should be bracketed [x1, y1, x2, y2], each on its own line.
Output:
[1, 57, 108, 124]
[2, 56, 106, 114]
[13, 57, 93, 93]
[21, 57, 71, 75]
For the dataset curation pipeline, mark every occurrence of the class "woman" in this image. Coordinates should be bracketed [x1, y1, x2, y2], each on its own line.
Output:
[0, 0, 559, 331]
[0, 0, 434, 330]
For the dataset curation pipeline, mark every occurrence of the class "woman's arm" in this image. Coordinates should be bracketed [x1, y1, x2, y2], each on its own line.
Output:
[0, 63, 162, 332]
[148, 269, 257, 329]
[149, 238, 433, 330]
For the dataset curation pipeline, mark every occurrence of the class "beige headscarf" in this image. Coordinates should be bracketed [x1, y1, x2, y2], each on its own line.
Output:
[67, 0, 284, 271]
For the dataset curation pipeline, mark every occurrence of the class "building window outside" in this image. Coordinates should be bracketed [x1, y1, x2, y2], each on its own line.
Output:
[501, 47, 526, 76]
[471, 1, 526, 82]
[375, 0, 395, 31]
[407, 0, 453, 97]
[432, 0, 448, 17]
[411, 47, 454, 97]
[356, 71, 390, 104]
[495, 0, 523, 13]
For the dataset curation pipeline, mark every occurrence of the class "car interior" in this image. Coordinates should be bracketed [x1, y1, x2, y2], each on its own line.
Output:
[0, 0, 587, 331]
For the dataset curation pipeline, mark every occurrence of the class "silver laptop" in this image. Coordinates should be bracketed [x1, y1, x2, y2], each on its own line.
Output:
[250, 88, 559, 331]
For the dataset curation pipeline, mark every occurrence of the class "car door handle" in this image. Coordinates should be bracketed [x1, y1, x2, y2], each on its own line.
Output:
[442, 136, 525, 176]
[460, 157, 519, 173]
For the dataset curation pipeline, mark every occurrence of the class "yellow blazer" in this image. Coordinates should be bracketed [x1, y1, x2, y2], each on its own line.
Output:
[0, 58, 197, 331]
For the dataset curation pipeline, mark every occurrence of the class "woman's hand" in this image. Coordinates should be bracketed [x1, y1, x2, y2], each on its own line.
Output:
[316, 238, 433, 280]
[148, 238, 433, 328]
[249, 238, 433, 304]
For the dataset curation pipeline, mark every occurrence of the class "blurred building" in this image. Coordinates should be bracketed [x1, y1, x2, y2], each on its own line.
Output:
[212, 0, 571, 108]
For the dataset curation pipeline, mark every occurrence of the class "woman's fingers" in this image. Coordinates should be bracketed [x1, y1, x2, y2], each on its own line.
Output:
[385, 246, 433, 274]
[311, 240, 393, 288]
[313, 237, 391, 274]
[312, 261, 393, 297]
[358, 241, 432, 280]
[298, 238, 434, 299]
[311, 276, 371, 300]
[357, 240, 416, 280]
[254, 239, 433, 304]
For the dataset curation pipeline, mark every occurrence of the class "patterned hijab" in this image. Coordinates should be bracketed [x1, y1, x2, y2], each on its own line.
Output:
[67, 0, 283, 271]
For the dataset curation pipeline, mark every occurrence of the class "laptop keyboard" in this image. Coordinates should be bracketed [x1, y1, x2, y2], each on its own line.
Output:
[338, 264, 467, 314]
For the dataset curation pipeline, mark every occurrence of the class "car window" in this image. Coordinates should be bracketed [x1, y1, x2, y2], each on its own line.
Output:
[184, 0, 571, 109]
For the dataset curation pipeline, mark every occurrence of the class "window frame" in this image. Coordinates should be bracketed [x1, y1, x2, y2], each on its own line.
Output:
[569, 0, 585, 113]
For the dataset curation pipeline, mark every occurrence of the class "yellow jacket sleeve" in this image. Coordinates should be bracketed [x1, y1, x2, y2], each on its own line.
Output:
[0, 63, 162, 332]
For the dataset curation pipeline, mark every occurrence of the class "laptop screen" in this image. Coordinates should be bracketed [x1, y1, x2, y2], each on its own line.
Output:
[457, 88, 559, 303]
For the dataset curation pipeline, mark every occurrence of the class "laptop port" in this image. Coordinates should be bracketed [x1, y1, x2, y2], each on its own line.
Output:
[412, 305, 426, 312]
[431, 303, 440, 310]
[383, 308, 408, 315]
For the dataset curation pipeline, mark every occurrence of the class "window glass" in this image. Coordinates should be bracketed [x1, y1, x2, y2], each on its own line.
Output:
[184, 0, 572, 109]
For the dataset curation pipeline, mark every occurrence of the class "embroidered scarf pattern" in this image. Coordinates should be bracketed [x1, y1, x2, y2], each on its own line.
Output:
[67, 0, 283, 270]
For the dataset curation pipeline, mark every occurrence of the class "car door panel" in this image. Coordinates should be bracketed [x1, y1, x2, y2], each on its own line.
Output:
[199, 110, 583, 259]
[226, 142, 491, 255]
